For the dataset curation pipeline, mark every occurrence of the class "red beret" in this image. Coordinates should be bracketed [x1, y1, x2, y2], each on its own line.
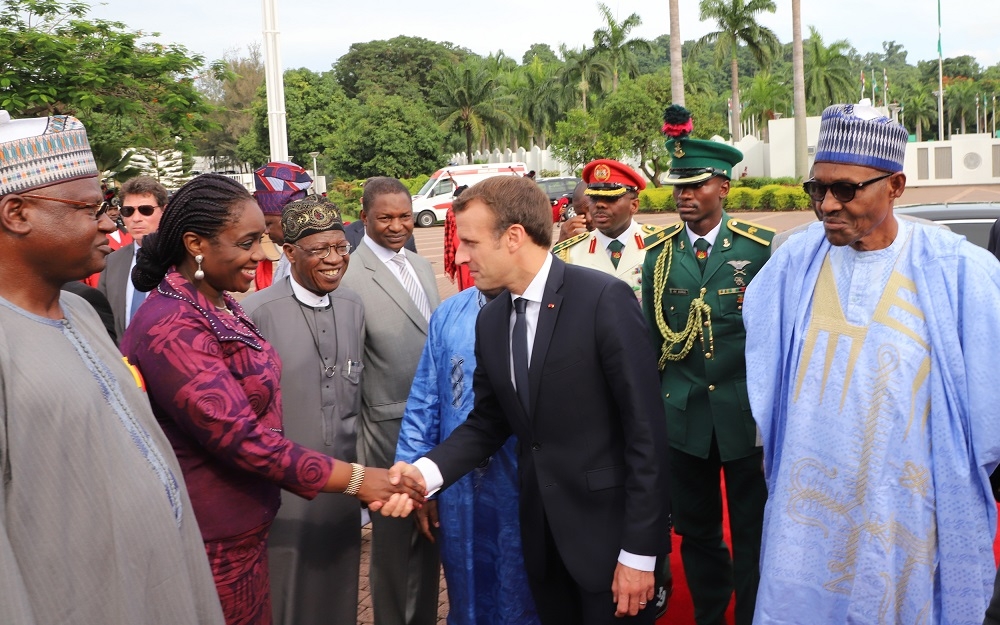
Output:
[582, 159, 646, 198]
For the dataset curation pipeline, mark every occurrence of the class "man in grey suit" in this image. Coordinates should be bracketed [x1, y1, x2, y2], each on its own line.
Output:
[342, 176, 442, 625]
[96, 176, 166, 340]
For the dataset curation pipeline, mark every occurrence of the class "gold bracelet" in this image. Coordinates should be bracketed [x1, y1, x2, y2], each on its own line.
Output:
[343, 462, 365, 496]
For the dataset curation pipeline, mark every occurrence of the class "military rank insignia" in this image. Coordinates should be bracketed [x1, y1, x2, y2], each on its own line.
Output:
[727, 260, 751, 287]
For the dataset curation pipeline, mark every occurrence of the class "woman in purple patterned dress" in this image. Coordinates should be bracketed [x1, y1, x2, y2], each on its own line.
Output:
[120, 174, 420, 625]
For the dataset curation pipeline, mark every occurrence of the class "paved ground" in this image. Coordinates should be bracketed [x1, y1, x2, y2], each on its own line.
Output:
[356, 182, 1000, 624]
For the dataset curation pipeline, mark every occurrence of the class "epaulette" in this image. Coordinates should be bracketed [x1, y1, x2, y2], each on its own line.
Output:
[551, 231, 590, 258]
[728, 218, 775, 246]
[642, 222, 683, 250]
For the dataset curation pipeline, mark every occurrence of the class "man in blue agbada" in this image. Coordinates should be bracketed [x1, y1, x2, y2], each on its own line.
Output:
[743, 101, 1000, 624]
[396, 285, 539, 625]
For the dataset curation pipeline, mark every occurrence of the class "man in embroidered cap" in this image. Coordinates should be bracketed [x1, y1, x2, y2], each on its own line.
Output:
[743, 101, 1000, 624]
[242, 195, 365, 625]
[0, 111, 225, 623]
[253, 161, 313, 290]
[553, 159, 667, 305]
[641, 105, 772, 625]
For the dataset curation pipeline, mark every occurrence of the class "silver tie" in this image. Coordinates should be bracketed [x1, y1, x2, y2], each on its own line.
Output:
[390, 253, 431, 321]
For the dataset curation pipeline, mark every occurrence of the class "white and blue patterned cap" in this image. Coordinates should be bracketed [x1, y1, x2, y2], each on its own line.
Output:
[0, 110, 99, 196]
[815, 102, 908, 173]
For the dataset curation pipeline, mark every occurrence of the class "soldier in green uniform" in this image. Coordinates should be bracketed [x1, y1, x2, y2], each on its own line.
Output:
[641, 106, 771, 625]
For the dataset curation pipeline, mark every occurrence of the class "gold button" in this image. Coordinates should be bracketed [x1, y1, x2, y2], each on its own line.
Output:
[664, 393, 670, 398]
[737, 305, 742, 310]
[669, 306, 675, 311]
[708, 384, 716, 391]
[703, 321, 710, 327]
[705, 352, 713, 359]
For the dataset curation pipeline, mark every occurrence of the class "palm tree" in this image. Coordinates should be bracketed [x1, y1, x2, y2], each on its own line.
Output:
[590, 2, 652, 92]
[803, 27, 854, 114]
[903, 83, 935, 141]
[791, 0, 808, 179]
[741, 70, 790, 142]
[559, 45, 612, 112]
[697, 0, 781, 141]
[947, 78, 978, 134]
[430, 58, 518, 159]
[518, 57, 564, 148]
[669, 0, 685, 105]
[683, 63, 715, 99]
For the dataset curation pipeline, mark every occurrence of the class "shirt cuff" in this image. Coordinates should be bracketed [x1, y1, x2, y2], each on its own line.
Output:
[412, 457, 444, 496]
[617, 550, 656, 572]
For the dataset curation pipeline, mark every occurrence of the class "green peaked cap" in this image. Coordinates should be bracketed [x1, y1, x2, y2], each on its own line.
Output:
[665, 138, 744, 184]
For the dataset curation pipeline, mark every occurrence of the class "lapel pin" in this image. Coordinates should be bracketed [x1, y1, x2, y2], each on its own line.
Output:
[547, 303, 555, 309]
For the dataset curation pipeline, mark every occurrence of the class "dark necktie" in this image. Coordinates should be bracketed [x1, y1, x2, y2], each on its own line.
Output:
[694, 238, 710, 275]
[512, 297, 530, 412]
[608, 239, 625, 269]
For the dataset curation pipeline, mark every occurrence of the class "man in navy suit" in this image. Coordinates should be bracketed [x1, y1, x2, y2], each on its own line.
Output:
[383, 175, 671, 624]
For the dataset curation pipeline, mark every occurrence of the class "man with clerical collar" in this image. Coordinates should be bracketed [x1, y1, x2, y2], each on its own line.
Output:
[641, 105, 772, 625]
[554, 159, 666, 303]
[744, 101, 1000, 624]
[242, 195, 366, 625]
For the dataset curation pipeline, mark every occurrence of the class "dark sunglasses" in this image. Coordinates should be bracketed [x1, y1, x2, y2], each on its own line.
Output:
[120, 204, 159, 218]
[802, 172, 892, 204]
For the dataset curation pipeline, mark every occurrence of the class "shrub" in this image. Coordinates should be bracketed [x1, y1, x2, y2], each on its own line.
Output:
[725, 187, 756, 211]
[540, 169, 561, 178]
[756, 184, 783, 210]
[774, 187, 810, 210]
[639, 187, 675, 211]
[401, 174, 430, 195]
[733, 176, 801, 189]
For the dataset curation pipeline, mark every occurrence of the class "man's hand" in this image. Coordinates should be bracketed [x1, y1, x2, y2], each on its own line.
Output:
[415, 499, 439, 542]
[611, 562, 654, 617]
[354, 467, 425, 511]
[557, 215, 589, 243]
[376, 461, 429, 517]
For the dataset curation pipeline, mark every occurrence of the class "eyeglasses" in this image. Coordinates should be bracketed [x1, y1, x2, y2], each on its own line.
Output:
[21, 194, 109, 219]
[120, 204, 159, 218]
[292, 241, 352, 259]
[802, 173, 893, 204]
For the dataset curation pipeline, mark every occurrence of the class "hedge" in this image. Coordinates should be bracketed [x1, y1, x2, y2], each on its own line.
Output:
[637, 184, 811, 212]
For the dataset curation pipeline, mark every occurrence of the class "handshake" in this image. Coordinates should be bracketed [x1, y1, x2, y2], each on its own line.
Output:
[351, 461, 428, 518]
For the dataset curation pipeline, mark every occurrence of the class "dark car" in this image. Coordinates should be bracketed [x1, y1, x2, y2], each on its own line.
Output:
[894, 202, 1000, 250]
[536, 177, 581, 203]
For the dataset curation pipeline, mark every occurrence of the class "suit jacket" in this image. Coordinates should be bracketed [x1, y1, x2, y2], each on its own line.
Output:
[426, 257, 671, 593]
[343, 220, 417, 253]
[641, 213, 773, 462]
[96, 242, 136, 341]
[340, 241, 440, 468]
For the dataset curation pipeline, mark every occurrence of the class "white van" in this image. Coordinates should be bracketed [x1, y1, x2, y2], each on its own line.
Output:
[411, 162, 529, 227]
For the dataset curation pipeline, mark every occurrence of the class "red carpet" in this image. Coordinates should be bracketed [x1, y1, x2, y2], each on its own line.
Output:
[656, 478, 1000, 625]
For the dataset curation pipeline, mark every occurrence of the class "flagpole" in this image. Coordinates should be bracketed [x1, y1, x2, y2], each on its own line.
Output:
[937, 0, 945, 140]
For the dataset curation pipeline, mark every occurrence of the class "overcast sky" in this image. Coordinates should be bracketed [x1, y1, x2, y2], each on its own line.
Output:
[88, 0, 1000, 73]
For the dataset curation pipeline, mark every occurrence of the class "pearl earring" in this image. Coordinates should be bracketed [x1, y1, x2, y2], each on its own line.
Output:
[194, 254, 205, 280]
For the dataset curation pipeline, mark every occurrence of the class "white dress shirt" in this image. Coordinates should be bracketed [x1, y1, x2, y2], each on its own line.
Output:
[594, 220, 640, 259]
[413, 252, 653, 572]
[124, 242, 141, 327]
[362, 233, 424, 286]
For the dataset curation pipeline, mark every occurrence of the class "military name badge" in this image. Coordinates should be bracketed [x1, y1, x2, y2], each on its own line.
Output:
[727, 260, 751, 287]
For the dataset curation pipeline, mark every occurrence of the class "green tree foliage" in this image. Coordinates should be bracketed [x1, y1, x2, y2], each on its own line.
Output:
[590, 2, 652, 91]
[333, 35, 467, 100]
[430, 58, 518, 158]
[550, 108, 619, 173]
[0, 0, 214, 164]
[522, 43, 559, 66]
[803, 26, 854, 114]
[194, 44, 264, 172]
[697, 0, 781, 141]
[518, 57, 564, 148]
[324, 94, 444, 179]
[741, 69, 790, 142]
[901, 81, 935, 141]
[599, 75, 672, 186]
[558, 44, 612, 112]
[946, 77, 978, 134]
